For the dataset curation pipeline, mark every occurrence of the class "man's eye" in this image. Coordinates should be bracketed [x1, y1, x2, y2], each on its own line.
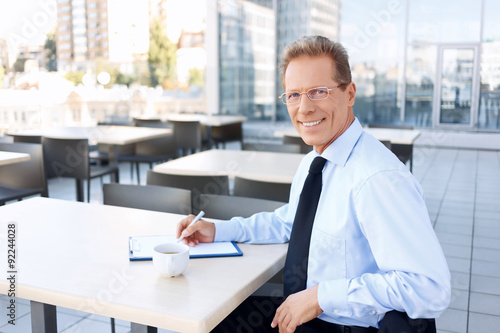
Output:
[288, 92, 300, 99]
[312, 89, 327, 96]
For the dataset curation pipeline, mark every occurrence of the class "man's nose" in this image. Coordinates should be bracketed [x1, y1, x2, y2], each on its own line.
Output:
[298, 94, 315, 114]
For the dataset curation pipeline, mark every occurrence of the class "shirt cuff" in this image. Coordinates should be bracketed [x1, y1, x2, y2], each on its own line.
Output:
[213, 220, 237, 242]
[317, 279, 350, 317]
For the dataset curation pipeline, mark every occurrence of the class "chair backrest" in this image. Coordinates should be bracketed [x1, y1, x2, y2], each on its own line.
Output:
[9, 134, 42, 144]
[98, 143, 135, 155]
[134, 118, 171, 128]
[103, 183, 191, 215]
[146, 170, 229, 213]
[199, 194, 285, 220]
[368, 123, 414, 130]
[234, 176, 291, 203]
[379, 140, 392, 149]
[42, 137, 89, 179]
[211, 123, 243, 143]
[282, 135, 312, 154]
[0, 142, 48, 196]
[169, 120, 202, 151]
[242, 142, 301, 154]
[135, 134, 175, 157]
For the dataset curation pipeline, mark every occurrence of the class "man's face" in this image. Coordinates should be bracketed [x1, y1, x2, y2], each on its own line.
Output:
[284, 55, 355, 154]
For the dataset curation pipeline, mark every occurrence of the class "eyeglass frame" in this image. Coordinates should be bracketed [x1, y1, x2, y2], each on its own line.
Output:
[278, 85, 343, 105]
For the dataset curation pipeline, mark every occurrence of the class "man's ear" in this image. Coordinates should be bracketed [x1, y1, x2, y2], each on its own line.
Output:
[347, 82, 356, 107]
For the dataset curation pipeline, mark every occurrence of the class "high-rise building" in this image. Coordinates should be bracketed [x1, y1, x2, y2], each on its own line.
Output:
[56, 0, 149, 72]
[275, 0, 340, 120]
[207, 0, 276, 119]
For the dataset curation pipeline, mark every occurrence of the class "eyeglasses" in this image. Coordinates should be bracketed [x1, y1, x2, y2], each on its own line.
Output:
[279, 86, 340, 105]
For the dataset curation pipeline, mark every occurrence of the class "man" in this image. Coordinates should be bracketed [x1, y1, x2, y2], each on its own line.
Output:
[177, 36, 450, 332]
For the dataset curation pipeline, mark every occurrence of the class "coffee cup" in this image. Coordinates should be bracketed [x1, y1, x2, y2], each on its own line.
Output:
[152, 243, 190, 277]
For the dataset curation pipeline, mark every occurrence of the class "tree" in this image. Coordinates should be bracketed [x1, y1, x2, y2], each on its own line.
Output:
[44, 30, 57, 71]
[13, 58, 27, 72]
[64, 71, 85, 86]
[148, 19, 177, 89]
[188, 67, 204, 89]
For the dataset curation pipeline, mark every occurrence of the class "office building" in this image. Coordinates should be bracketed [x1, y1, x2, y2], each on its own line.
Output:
[56, 0, 149, 72]
[275, 0, 340, 120]
[207, 0, 276, 119]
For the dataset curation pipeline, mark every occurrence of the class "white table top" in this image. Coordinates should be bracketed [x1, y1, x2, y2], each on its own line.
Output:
[164, 114, 247, 127]
[0, 151, 30, 166]
[7, 126, 172, 145]
[154, 149, 305, 183]
[0, 198, 287, 332]
[276, 127, 421, 145]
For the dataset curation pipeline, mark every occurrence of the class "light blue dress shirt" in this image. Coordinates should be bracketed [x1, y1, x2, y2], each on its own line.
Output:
[213, 118, 451, 328]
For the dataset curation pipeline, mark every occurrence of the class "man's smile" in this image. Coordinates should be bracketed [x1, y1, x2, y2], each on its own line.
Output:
[301, 119, 324, 127]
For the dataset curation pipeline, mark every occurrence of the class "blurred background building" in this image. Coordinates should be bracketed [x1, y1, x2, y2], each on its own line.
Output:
[1, 0, 499, 132]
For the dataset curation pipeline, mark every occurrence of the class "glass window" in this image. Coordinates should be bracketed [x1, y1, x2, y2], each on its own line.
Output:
[408, 0, 481, 43]
[478, 0, 500, 129]
[404, 45, 436, 127]
[340, 0, 406, 125]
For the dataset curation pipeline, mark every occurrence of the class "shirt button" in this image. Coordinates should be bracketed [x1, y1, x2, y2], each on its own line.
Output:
[334, 308, 339, 313]
[371, 310, 376, 315]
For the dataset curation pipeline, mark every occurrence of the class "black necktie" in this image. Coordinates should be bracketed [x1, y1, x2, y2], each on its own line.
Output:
[283, 156, 327, 298]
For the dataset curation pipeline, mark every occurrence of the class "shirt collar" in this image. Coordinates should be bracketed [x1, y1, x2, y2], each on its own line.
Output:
[314, 118, 363, 167]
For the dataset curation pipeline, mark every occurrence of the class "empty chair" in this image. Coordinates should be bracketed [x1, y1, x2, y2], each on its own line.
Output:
[169, 120, 203, 157]
[103, 183, 191, 215]
[119, 123, 176, 183]
[234, 176, 291, 203]
[0, 142, 48, 205]
[242, 142, 301, 154]
[379, 140, 392, 149]
[133, 118, 169, 128]
[199, 194, 285, 220]
[42, 137, 119, 202]
[283, 134, 312, 154]
[8, 134, 42, 144]
[146, 170, 229, 213]
[211, 123, 243, 149]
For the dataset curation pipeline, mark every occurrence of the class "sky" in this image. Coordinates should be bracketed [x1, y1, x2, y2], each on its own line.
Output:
[0, 0, 57, 60]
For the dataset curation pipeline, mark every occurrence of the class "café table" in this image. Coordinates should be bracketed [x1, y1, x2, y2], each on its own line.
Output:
[0, 151, 30, 166]
[275, 127, 421, 171]
[137, 114, 248, 148]
[0, 197, 287, 333]
[136, 114, 247, 127]
[7, 126, 172, 180]
[153, 149, 305, 184]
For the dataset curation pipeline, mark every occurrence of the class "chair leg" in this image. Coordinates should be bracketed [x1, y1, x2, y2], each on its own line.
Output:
[87, 178, 91, 202]
[130, 162, 134, 181]
[136, 162, 141, 184]
[76, 179, 84, 202]
[110, 317, 115, 333]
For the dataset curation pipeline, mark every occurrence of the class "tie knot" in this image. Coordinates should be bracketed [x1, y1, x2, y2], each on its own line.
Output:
[309, 156, 326, 174]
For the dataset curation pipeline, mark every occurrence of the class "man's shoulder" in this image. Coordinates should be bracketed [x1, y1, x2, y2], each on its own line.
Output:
[349, 131, 406, 176]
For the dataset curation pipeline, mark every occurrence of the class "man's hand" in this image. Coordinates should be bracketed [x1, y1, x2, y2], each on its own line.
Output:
[271, 284, 323, 332]
[175, 214, 215, 247]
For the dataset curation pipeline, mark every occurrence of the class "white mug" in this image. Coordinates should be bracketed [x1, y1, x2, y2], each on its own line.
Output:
[152, 243, 190, 277]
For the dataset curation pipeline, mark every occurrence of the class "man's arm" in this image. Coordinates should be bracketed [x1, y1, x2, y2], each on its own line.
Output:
[213, 204, 292, 243]
[318, 170, 451, 320]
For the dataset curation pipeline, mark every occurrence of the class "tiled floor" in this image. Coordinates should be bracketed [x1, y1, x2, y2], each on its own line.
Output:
[1, 144, 499, 332]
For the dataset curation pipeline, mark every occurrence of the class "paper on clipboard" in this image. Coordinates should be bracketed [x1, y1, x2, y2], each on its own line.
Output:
[129, 235, 243, 260]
